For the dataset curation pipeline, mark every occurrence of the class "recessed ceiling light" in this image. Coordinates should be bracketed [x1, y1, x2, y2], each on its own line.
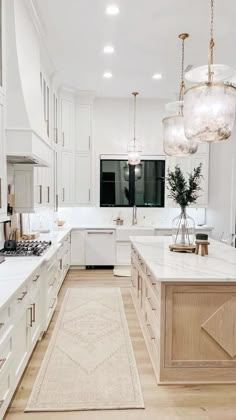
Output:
[106, 4, 120, 15]
[103, 45, 115, 54]
[103, 71, 113, 79]
[152, 73, 162, 80]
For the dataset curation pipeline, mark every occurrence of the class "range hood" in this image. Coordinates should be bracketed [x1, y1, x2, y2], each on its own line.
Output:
[5, 0, 52, 167]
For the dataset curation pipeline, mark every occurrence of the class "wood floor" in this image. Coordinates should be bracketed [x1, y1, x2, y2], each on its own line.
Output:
[5, 269, 236, 420]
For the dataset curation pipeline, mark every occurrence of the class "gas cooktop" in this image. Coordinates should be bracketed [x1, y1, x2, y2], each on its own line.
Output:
[0, 240, 52, 257]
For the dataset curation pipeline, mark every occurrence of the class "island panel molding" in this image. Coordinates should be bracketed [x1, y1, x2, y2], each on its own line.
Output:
[201, 296, 236, 358]
[130, 237, 236, 384]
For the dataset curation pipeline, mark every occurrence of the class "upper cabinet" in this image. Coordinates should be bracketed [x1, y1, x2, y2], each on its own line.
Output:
[61, 98, 74, 150]
[57, 93, 93, 207]
[0, 93, 7, 219]
[0, 0, 3, 89]
[75, 104, 91, 153]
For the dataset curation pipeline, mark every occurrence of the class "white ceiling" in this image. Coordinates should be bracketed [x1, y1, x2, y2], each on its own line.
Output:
[35, 0, 236, 99]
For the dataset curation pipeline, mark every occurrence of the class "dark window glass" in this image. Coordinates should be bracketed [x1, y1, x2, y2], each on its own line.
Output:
[100, 159, 165, 207]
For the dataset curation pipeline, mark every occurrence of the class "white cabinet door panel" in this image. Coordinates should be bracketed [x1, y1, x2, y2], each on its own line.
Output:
[61, 151, 74, 205]
[61, 99, 73, 150]
[75, 104, 91, 153]
[75, 154, 91, 204]
[71, 230, 86, 265]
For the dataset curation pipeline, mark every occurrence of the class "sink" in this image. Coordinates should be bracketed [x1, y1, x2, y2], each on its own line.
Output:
[116, 226, 154, 241]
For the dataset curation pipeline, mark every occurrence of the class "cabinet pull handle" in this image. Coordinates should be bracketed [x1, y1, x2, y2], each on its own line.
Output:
[87, 231, 114, 235]
[38, 185, 42, 204]
[56, 194, 59, 212]
[28, 306, 33, 327]
[49, 298, 57, 309]
[47, 186, 50, 203]
[88, 135, 91, 150]
[147, 297, 156, 311]
[62, 188, 65, 202]
[60, 259, 63, 270]
[147, 323, 155, 340]
[88, 188, 91, 202]
[55, 127, 58, 144]
[32, 303, 36, 322]
[33, 274, 40, 282]
[0, 358, 6, 371]
[17, 291, 27, 301]
[62, 132, 65, 147]
[50, 276, 56, 287]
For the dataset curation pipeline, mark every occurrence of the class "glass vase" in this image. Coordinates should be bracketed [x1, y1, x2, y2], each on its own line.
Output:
[172, 207, 195, 246]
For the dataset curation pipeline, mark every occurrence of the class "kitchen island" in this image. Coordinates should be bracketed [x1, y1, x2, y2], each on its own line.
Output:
[130, 236, 236, 384]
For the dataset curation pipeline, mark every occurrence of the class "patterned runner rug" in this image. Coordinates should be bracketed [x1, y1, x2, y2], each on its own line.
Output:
[25, 287, 144, 411]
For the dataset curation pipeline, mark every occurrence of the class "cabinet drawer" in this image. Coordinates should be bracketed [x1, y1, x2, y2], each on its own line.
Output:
[15, 284, 28, 312]
[145, 296, 160, 340]
[30, 268, 41, 289]
[0, 306, 12, 341]
[0, 329, 13, 377]
[0, 369, 11, 418]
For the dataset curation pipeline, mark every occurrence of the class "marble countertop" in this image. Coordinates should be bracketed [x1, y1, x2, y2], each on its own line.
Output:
[0, 227, 71, 311]
[71, 224, 213, 231]
[130, 236, 236, 282]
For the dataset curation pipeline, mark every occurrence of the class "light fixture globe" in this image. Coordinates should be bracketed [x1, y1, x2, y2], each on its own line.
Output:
[162, 33, 198, 156]
[127, 139, 142, 165]
[184, 0, 236, 143]
[163, 101, 198, 156]
[184, 82, 236, 142]
[127, 92, 142, 165]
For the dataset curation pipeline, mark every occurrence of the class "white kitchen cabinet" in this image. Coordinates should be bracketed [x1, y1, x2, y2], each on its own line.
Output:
[53, 92, 59, 145]
[116, 242, 131, 265]
[61, 151, 74, 205]
[0, 93, 7, 221]
[85, 230, 115, 266]
[61, 98, 73, 150]
[75, 104, 91, 153]
[75, 153, 91, 204]
[71, 230, 86, 266]
[14, 165, 34, 213]
[28, 286, 42, 352]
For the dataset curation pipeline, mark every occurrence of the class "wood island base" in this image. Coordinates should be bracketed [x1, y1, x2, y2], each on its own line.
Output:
[131, 242, 236, 384]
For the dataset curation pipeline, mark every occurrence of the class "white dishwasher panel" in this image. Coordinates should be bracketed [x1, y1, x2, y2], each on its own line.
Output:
[85, 230, 116, 266]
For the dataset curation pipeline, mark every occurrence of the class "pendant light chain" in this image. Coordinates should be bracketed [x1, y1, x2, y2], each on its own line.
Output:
[132, 92, 138, 144]
[178, 33, 189, 108]
[208, 0, 215, 82]
[179, 37, 185, 102]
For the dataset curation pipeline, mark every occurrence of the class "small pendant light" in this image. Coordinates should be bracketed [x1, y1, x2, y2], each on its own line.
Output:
[162, 34, 198, 156]
[127, 92, 142, 165]
[184, 0, 236, 143]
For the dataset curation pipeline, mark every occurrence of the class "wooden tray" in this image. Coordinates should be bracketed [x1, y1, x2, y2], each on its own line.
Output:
[169, 244, 196, 253]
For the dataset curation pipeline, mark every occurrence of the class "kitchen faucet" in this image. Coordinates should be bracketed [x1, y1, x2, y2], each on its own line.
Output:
[132, 205, 137, 225]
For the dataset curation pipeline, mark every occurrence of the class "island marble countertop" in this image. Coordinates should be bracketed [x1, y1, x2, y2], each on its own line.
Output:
[130, 236, 236, 282]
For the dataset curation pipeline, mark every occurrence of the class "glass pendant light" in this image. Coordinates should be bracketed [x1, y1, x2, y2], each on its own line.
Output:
[184, 0, 236, 143]
[127, 92, 142, 165]
[123, 162, 142, 181]
[162, 34, 198, 156]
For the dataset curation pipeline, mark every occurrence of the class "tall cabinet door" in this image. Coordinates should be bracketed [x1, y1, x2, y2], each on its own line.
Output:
[75, 104, 91, 153]
[61, 99, 73, 150]
[75, 154, 91, 204]
[61, 151, 74, 205]
[0, 96, 7, 219]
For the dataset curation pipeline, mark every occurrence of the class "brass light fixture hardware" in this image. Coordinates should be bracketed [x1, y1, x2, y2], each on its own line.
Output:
[162, 33, 198, 156]
[184, 0, 236, 143]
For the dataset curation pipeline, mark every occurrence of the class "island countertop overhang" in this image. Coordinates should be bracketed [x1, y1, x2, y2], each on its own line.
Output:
[130, 236, 236, 282]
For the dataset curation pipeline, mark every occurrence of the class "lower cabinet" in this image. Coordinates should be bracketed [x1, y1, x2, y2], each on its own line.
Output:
[0, 232, 71, 419]
[71, 230, 86, 266]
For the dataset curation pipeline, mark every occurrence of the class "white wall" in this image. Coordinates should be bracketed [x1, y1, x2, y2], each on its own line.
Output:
[206, 131, 236, 240]
[93, 97, 166, 206]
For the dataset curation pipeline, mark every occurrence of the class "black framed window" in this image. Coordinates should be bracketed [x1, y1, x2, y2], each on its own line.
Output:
[100, 159, 165, 207]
